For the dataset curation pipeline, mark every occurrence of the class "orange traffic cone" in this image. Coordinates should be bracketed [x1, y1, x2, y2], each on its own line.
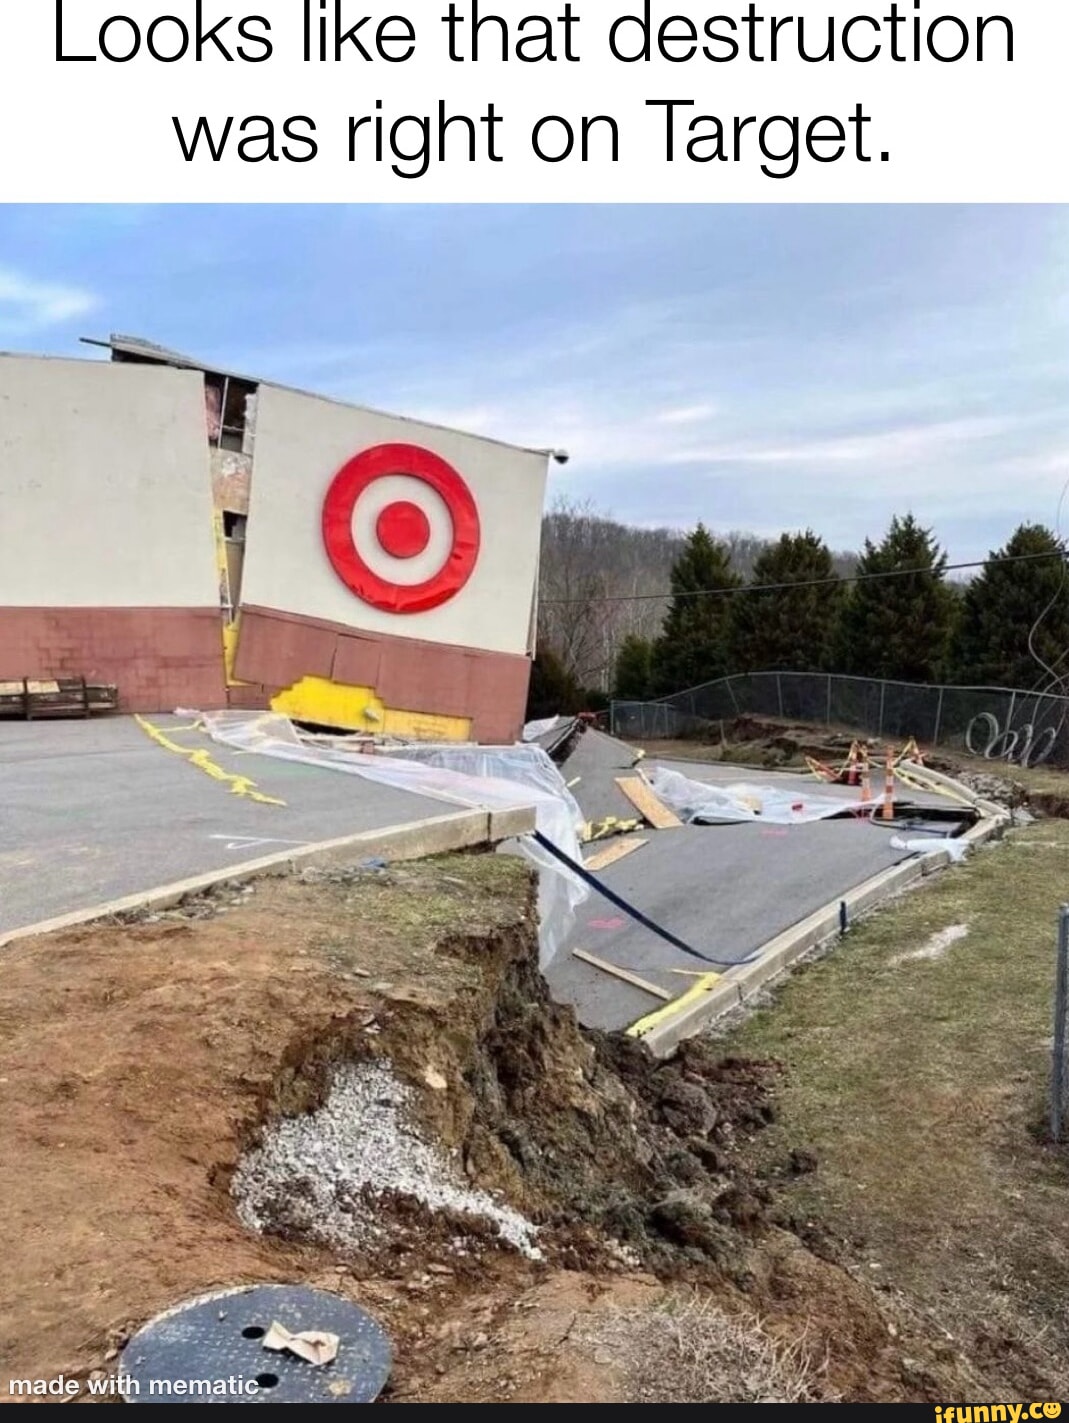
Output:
[845, 741, 860, 786]
[881, 748, 895, 820]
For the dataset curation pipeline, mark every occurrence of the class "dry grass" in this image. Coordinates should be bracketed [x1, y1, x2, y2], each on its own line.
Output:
[589, 1293, 827, 1403]
[724, 818, 1069, 1397]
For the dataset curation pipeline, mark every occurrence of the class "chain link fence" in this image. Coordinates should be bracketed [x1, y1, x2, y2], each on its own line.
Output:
[610, 671, 1069, 769]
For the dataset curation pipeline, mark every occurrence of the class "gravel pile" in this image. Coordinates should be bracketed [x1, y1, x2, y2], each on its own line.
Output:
[233, 1061, 541, 1260]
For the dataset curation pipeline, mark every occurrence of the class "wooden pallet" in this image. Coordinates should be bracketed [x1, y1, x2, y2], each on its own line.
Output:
[0, 678, 119, 720]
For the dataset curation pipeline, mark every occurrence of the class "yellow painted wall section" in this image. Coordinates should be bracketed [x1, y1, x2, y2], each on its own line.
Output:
[222, 620, 246, 687]
[380, 707, 472, 741]
[269, 676, 471, 741]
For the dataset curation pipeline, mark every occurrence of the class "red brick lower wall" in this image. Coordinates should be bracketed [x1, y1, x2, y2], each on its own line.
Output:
[0, 604, 533, 741]
[0, 607, 228, 713]
[234, 605, 532, 744]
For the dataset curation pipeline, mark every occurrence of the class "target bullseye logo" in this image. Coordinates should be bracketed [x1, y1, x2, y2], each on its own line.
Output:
[321, 443, 481, 613]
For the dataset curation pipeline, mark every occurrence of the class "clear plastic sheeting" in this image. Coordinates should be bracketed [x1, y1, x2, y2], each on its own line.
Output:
[383, 739, 588, 969]
[197, 712, 588, 968]
[522, 716, 566, 743]
[522, 714, 580, 756]
[645, 764, 884, 826]
[890, 835, 969, 862]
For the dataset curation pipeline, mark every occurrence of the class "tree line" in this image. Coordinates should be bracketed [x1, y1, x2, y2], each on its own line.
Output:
[529, 512, 1069, 716]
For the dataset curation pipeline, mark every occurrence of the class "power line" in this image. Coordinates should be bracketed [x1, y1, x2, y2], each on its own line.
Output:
[541, 549, 1067, 607]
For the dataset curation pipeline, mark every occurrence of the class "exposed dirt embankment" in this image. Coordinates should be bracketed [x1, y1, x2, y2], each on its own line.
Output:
[0, 854, 978, 1402]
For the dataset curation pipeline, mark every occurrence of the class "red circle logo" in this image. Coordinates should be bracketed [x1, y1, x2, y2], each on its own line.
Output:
[321, 443, 481, 613]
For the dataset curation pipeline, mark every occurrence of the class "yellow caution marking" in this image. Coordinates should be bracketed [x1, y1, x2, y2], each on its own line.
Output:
[626, 971, 722, 1039]
[584, 815, 643, 843]
[135, 716, 286, 807]
[895, 762, 974, 807]
[894, 737, 924, 766]
[805, 755, 839, 783]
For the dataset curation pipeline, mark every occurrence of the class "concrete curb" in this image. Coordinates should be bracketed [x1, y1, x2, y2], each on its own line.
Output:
[0, 804, 537, 952]
[639, 809, 1009, 1058]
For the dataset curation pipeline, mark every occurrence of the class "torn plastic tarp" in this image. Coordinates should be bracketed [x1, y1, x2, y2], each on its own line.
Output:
[522, 715, 580, 757]
[523, 716, 565, 743]
[644, 764, 885, 826]
[197, 712, 587, 968]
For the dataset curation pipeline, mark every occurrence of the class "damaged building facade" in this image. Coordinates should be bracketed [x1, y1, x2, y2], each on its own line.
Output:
[0, 337, 551, 742]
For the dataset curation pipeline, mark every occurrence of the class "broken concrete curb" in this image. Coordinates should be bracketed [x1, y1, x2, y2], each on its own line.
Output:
[0, 804, 537, 952]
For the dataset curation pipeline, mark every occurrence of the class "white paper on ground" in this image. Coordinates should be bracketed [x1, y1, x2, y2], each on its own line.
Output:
[262, 1321, 340, 1367]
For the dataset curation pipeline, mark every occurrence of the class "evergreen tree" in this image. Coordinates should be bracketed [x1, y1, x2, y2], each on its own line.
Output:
[526, 645, 582, 720]
[949, 524, 1069, 690]
[651, 524, 741, 694]
[726, 530, 841, 672]
[834, 513, 955, 681]
[612, 634, 654, 700]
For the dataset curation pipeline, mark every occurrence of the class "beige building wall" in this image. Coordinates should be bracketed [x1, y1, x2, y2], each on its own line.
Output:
[0, 355, 219, 608]
[240, 385, 548, 658]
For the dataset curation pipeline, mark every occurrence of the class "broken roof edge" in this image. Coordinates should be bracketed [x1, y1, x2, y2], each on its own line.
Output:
[79, 333, 559, 464]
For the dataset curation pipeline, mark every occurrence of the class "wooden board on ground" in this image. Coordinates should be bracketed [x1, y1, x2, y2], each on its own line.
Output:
[571, 948, 671, 1001]
[614, 777, 683, 830]
[584, 837, 648, 873]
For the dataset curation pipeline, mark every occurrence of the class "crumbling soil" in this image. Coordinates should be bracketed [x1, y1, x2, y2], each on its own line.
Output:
[0, 853, 980, 1402]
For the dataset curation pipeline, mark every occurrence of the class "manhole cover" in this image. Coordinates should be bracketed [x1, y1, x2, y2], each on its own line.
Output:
[121, 1284, 391, 1404]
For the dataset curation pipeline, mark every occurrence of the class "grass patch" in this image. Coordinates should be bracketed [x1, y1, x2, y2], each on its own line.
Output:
[723, 820, 1069, 1394]
[293, 852, 531, 989]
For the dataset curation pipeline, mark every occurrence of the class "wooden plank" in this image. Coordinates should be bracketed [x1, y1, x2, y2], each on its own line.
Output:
[584, 837, 648, 873]
[614, 776, 683, 830]
[572, 948, 671, 1001]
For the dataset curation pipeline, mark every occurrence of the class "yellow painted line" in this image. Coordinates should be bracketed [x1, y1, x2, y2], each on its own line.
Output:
[135, 716, 286, 807]
[626, 971, 722, 1039]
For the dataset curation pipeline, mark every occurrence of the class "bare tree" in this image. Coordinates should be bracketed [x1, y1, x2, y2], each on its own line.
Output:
[537, 496, 682, 689]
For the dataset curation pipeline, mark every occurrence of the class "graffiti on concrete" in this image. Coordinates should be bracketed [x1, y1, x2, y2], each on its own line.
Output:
[965, 711, 1060, 768]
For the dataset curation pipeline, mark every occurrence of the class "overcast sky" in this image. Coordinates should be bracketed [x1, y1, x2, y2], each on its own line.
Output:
[1, 204, 1065, 563]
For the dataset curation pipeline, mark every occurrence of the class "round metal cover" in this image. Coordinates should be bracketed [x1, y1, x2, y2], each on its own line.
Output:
[121, 1284, 391, 1404]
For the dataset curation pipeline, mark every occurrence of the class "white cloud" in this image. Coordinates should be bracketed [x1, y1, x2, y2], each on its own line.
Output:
[662, 417, 1016, 469]
[0, 268, 98, 333]
[654, 402, 719, 426]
